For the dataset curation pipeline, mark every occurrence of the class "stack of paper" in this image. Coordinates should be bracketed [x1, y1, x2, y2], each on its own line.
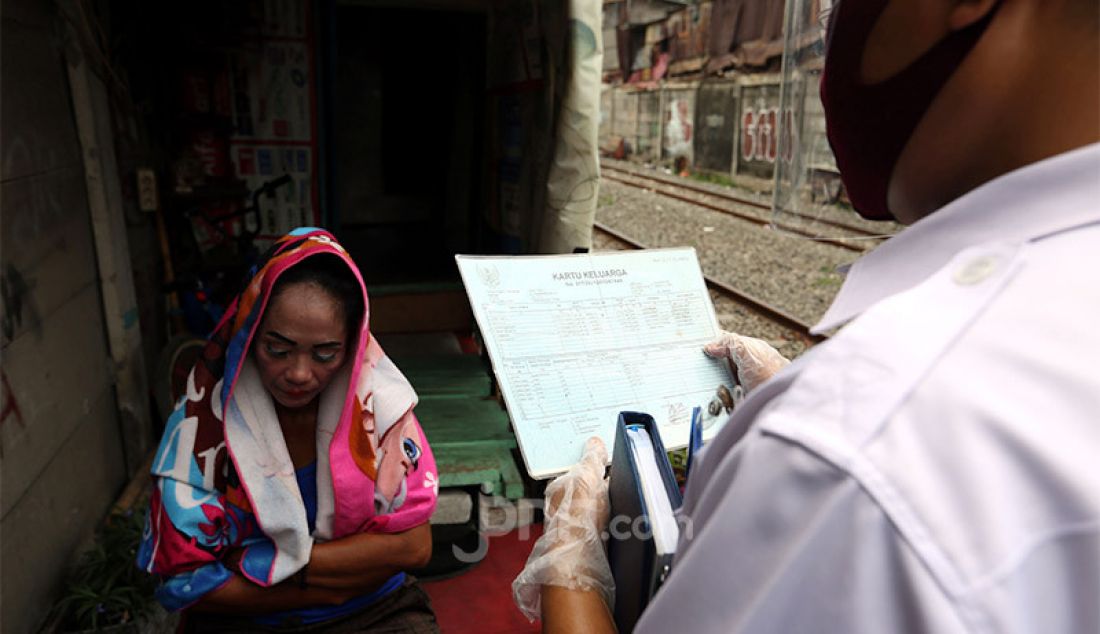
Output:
[456, 248, 736, 478]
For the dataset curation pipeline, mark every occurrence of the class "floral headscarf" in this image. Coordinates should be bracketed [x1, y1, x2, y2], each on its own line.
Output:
[137, 228, 438, 610]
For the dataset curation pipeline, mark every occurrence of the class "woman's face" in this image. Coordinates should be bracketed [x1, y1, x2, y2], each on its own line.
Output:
[253, 281, 349, 410]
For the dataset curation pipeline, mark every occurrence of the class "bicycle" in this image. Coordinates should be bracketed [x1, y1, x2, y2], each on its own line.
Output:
[153, 174, 292, 422]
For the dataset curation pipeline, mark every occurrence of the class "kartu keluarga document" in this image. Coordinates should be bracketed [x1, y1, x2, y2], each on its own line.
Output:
[455, 248, 737, 479]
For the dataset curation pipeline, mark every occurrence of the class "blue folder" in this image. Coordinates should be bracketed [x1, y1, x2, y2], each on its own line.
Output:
[607, 411, 683, 633]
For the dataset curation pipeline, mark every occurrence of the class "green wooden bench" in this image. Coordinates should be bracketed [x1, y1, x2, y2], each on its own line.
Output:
[395, 354, 526, 499]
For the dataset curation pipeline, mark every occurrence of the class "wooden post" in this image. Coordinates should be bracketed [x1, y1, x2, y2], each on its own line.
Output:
[731, 79, 743, 180]
[633, 90, 641, 158]
[65, 28, 153, 476]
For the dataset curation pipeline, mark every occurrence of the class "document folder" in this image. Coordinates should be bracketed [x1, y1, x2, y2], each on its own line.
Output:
[608, 411, 683, 632]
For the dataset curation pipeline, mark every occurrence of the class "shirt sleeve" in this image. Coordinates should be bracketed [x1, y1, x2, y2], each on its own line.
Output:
[636, 429, 968, 634]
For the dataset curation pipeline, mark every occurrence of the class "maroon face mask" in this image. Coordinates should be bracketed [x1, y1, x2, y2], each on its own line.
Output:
[820, 0, 1000, 220]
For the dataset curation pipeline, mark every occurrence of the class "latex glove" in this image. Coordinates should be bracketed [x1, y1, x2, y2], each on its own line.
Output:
[704, 331, 790, 393]
[513, 437, 614, 621]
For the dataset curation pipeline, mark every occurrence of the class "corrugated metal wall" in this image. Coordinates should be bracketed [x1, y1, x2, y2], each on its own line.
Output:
[666, 2, 711, 69]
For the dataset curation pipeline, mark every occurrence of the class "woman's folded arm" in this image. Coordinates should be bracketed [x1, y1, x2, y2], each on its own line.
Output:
[304, 521, 432, 591]
[177, 522, 431, 613]
[192, 575, 360, 613]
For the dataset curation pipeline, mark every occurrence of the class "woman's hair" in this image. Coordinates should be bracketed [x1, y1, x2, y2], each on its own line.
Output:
[268, 253, 365, 340]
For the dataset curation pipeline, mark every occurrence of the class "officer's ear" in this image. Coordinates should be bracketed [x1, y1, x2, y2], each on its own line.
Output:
[947, 0, 1000, 31]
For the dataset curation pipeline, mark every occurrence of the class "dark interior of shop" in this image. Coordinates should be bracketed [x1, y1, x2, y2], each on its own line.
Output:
[111, 0, 491, 301]
[329, 5, 487, 286]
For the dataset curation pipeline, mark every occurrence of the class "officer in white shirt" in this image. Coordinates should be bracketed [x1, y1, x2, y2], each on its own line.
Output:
[514, 0, 1100, 632]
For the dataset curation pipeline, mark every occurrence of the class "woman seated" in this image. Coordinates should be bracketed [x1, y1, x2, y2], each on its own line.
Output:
[138, 228, 440, 632]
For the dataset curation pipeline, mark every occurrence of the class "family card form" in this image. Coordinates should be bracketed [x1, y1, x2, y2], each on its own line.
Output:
[456, 248, 735, 479]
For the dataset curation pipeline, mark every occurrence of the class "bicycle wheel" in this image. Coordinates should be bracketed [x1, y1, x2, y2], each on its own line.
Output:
[153, 334, 207, 424]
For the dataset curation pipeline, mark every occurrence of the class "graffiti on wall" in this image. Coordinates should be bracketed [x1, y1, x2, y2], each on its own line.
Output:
[3, 133, 70, 258]
[736, 83, 795, 179]
[663, 96, 694, 163]
[1, 370, 25, 457]
[740, 107, 794, 164]
[599, 82, 813, 179]
[2, 263, 41, 346]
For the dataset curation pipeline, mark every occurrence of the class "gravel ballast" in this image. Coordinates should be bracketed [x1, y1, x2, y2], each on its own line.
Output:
[592, 177, 865, 359]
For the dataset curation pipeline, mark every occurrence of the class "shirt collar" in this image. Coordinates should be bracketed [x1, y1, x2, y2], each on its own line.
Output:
[813, 143, 1100, 334]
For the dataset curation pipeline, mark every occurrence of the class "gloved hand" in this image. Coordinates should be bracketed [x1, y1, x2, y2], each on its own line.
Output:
[513, 437, 614, 621]
[704, 331, 790, 393]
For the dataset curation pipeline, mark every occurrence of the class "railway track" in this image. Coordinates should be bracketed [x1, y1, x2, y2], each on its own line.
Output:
[600, 163, 892, 254]
[593, 221, 826, 346]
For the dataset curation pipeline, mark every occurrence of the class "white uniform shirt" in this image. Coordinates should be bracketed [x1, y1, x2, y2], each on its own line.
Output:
[638, 144, 1100, 634]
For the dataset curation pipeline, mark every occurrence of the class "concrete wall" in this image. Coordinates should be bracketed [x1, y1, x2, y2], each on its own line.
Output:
[598, 86, 614, 149]
[693, 80, 738, 173]
[635, 90, 661, 161]
[1, 2, 129, 631]
[610, 89, 637, 153]
[799, 74, 836, 173]
[601, 73, 807, 185]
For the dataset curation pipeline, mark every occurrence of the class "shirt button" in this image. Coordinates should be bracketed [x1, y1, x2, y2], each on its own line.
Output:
[953, 255, 999, 285]
[183, 584, 192, 592]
